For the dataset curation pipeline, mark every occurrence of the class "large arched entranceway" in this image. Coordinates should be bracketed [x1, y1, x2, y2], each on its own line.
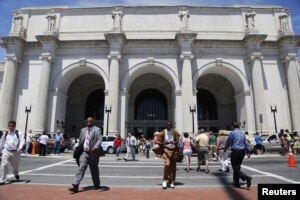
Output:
[196, 74, 237, 132]
[128, 73, 172, 139]
[65, 74, 105, 137]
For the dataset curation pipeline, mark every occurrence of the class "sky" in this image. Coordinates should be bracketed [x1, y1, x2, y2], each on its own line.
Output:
[0, 0, 299, 60]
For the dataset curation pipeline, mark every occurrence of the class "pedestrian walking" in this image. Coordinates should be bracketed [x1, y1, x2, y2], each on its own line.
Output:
[254, 132, 263, 155]
[182, 132, 192, 172]
[123, 132, 137, 161]
[53, 130, 63, 155]
[25, 129, 33, 154]
[156, 121, 180, 189]
[0, 121, 25, 184]
[225, 122, 252, 189]
[69, 117, 103, 193]
[195, 129, 210, 173]
[216, 129, 230, 172]
[145, 140, 151, 158]
[113, 134, 123, 160]
[38, 130, 49, 156]
[209, 131, 217, 161]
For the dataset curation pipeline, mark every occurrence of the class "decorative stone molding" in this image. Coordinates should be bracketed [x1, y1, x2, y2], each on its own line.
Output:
[175, 90, 182, 96]
[0, 36, 25, 61]
[215, 58, 223, 67]
[39, 54, 53, 62]
[79, 58, 86, 66]
[243, 33, 267, 62]
[105, 32, 126, 44]
[176, 32, 197, 43]
[278, 35, 300, 62]
[180, 54, 194, 60]
[126, 40, 177, 48]
[147, 57, 155, 67]
[59, 41, 108, 49]
[107, 54, 121, 61]
[112, 7, 123, 32]
[194, 40, 244, 48]
[36, 34, 59, 44]
[5, 55, 19, 64]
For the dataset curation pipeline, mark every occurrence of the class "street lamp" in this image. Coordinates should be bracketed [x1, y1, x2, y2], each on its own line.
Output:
[24, 106, 32, 143]
[190, 105, 196, 134]
[271, 106, 278, 133]
[105, 105, 111, 136]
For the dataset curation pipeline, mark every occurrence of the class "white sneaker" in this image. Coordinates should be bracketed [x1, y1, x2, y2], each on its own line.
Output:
[162, 181, 167, 189]
[170, 183, 175, 188]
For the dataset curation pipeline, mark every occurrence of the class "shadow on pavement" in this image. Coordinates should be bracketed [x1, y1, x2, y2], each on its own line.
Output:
[212, 171, 249, 200]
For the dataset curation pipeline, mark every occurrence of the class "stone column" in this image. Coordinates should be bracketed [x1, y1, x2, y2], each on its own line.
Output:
[279, 36, 300, 131]
[0, 36, 24, 130]
[105, 33, 126, 135]
[176, 32, 196, 134]
[244, 34, 268, 132]
[35, 35, 58, 131]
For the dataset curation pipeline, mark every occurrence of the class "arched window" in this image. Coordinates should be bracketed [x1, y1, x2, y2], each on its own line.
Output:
[85, 89, 104, 120]
[197, 89, 218, 120]
[134, 89, 167, 120]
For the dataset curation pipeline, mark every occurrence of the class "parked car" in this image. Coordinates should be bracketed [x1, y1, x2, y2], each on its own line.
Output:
[250, 133, 293, 154]
[101, 136, 116, 154]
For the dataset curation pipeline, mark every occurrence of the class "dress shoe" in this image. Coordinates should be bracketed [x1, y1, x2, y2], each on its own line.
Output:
[196, 167, 200, 172]
[246, 177, 252, 188]
[94, 185, 101, 190]
[15, 175, 19, 180]
[68, 184, 79, 193]
[232, 183, 241, 188]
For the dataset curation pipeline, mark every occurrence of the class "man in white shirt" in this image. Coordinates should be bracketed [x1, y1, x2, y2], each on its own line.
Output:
[123, 132, 137, 161]
[0, 121, 25, 184]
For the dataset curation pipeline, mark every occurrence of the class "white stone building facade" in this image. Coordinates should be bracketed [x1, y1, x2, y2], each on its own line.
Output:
[0, 5, 299, 139]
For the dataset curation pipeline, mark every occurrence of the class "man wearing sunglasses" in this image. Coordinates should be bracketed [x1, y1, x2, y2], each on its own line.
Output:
[0, 121, 24, 184]
[69, 117, 103, 193]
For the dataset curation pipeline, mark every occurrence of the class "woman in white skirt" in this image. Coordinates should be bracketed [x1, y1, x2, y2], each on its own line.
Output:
[216, 130, 230, 172]
[182, 132, 193, 172]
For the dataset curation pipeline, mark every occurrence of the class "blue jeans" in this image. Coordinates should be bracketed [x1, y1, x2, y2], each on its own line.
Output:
[115, 146, 121, 157]
[54, 142, 61, 154]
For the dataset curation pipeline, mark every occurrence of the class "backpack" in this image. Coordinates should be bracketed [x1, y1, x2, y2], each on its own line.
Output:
[5, 130, 19, 140]
[4, 130, 20, 147]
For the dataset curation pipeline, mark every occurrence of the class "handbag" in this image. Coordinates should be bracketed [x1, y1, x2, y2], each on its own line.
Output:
[152, 144, 164, 155]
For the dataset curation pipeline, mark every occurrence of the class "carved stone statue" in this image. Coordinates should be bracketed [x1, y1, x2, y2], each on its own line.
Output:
[112, 8, 123, 31]
[13, 10, 24, 32]
[279, 13, 289, 32]
[178, 8, 190, 30]
[46, 11, 57, 32]
[245, 11, 256, 32]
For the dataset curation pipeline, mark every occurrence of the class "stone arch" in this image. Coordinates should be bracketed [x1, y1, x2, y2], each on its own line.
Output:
[192, 61, 250, 94]
[121, 60, 180, 92]
[52, 61, 109, 94]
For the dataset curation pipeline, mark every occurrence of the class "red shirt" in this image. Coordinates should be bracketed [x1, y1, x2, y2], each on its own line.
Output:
[113, 137, 122, 147]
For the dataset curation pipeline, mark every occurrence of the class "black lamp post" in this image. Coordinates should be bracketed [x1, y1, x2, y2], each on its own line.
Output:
[24, 106, 32, 142]
[271, 106, 278, 133]
[105, 105, 111, 136]
[190, 105, 196, 134]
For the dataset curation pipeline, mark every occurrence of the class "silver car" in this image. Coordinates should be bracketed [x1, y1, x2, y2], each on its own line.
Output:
[250, 133, 282, 154]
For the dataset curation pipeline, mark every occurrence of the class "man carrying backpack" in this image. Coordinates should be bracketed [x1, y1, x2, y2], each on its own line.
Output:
[0, 121, 25, 184]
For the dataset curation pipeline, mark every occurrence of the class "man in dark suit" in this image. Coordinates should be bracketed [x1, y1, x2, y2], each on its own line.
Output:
[69, 117, 103, 193]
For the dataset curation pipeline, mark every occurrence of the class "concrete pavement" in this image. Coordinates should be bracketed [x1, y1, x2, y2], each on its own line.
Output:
[0, 152, 289, 200]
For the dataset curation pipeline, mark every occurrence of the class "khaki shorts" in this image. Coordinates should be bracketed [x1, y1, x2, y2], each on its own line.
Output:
[197, 147, 209, 161]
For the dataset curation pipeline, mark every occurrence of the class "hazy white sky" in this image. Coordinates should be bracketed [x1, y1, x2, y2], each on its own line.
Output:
[0, 0, 299, 59]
